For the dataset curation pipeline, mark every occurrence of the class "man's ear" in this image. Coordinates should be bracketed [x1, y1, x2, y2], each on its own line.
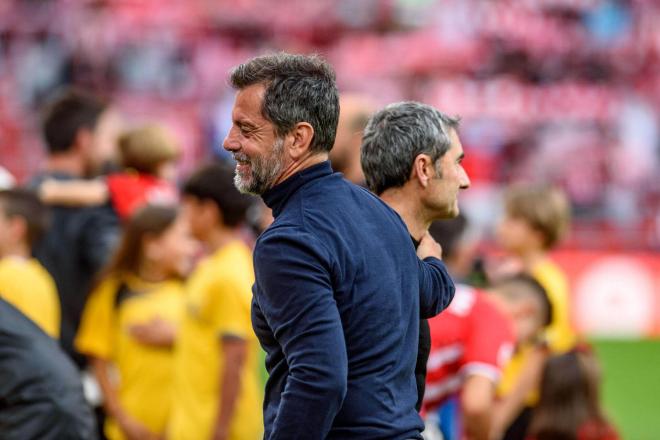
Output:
[288, 122, 315, 161]
[411, 154, 435, 188]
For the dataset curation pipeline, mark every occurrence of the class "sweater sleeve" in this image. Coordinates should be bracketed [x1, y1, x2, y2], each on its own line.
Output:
[254, 230, 348, 439]
[418, 257, 455, 319]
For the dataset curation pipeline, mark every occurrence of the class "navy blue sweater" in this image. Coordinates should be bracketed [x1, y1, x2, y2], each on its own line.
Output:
[252, 162, 455, 439]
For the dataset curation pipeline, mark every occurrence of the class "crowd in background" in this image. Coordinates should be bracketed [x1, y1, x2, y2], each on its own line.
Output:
[0, 0, 650, 438]
[1, 0, 659, 248]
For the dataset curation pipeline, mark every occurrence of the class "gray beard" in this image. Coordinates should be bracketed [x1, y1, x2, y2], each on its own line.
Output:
[234, 138, 286, 195]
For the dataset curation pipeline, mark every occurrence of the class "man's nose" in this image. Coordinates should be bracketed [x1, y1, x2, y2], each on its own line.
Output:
[223, 128, 238, 152]
[460, 168, 471, 189]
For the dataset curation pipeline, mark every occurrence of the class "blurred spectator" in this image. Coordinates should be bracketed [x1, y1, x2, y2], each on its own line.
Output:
[31, 87, 121, 367]
[528, 348, 620, 440]
[169, 162, 261, 440]
[330, 94, 375, 185]
[428, 214, 484, 285]
[492, 184, 576, 440]
[40, 123, 180, 220]
[0, 298, 97, 440]
[0, 188, 59, 338]
[422, 276, 552, 440]
[75, 205, 195, 440]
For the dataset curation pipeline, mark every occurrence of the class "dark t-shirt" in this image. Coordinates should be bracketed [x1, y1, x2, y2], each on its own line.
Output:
[30, 172, 119, 367]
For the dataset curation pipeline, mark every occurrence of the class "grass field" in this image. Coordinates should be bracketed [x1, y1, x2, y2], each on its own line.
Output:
[592, 339, 660, 440]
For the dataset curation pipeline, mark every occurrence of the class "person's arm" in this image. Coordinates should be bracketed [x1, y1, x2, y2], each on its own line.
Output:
[490, 346, 547, 440]
[211, 336, 247, 440]
[39, 178, 109, 206]
[462, 375, 496, 440]
[416, 232, 455, 318]
[254, 230, 348, 440]
[129, 317, 177, 348]
[90, 357, 159, 440]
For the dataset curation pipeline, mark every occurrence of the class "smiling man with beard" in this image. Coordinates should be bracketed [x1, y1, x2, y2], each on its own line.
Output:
[222, 53, 455, 440]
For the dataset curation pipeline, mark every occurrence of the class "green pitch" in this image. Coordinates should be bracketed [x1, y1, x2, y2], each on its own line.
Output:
[592, 338, 660, 440]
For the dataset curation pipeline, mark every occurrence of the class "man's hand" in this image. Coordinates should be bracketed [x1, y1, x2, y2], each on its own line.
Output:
[416, 231, 443, 260]
[129, 317, 176, 348]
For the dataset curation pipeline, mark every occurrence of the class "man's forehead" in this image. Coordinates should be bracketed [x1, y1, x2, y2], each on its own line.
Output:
[447, 128, 464, 156]
[233, 84, 266, 118]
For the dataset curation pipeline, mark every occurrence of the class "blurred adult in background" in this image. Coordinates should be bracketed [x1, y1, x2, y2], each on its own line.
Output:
[0, 189, 59, 338]
[360, 101, 470, 413]
[422, 276, 552, 440]
[39, 124, 180, 221]
[528, 348, 619, 440]
[0, 298, 97, 440]
[428, 214, 484, 286]
[76, 205, 195, 440]
[168, 162, 261, 440]
[330, 94, 375, 186]
[491, 185, 576, 440]
[224, 53, 453, 439]
[31, 87, 122, 367]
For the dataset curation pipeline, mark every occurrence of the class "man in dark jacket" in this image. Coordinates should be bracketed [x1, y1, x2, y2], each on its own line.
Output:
[0, 298, 97, 439]
[223, 53, 455, 439]
[32, 88, 120, 367]
[360, 101, 471, 413]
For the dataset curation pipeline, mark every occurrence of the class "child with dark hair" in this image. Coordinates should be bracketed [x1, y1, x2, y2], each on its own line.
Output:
[0, 189, 60, 338]
[528, 349, 619, 440]
[168, 162, 262, 440]
[40, 124, 180, 220]
[76, 204, 196, 440]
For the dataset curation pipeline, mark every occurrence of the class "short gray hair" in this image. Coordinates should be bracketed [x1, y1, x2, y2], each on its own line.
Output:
[229, 52, 339, 154]
[360, 101, 459, 195]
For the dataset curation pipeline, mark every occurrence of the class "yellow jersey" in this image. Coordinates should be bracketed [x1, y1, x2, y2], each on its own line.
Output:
[75, 274, 184, 440]
[498, 258, 577, 400]
[0, 257, 60, 338]
[169, 240, 263, 440]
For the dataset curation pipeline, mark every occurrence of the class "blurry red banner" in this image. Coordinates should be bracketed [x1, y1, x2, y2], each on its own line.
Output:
[552, 250, 660, 338]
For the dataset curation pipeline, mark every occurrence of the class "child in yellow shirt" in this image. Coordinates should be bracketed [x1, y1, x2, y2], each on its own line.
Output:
[0, 189, 60, 338]
[76, 204, 196, 440]
[491, 184, 577, 438]
[168, 163, 263, 440]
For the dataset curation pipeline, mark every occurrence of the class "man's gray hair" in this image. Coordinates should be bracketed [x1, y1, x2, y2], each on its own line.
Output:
[360, 101, 459, 195]
[229, 52, 339, 154]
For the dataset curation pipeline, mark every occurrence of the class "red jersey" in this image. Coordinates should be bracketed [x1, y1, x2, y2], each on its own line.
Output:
[423, 285, 515, 413]
[106, 173, 178, 220]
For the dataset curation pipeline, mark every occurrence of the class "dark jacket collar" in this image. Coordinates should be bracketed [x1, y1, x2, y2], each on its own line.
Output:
[262, 161, 333, 218]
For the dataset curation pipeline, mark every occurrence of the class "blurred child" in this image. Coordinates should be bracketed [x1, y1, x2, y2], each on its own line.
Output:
[528, 349, 619, 440]
[0, 189, 60, 338]
[492, 184, 577, 439]
[40, 124, 179, 220]
[75, 204, 196, 440]
[167, 162, 262, 440]
[422, 275, 552, 440]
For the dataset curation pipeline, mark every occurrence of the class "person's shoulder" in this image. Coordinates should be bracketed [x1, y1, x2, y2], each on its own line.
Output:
[254, 222, 328, 265]
[0, 257, 38, 278]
